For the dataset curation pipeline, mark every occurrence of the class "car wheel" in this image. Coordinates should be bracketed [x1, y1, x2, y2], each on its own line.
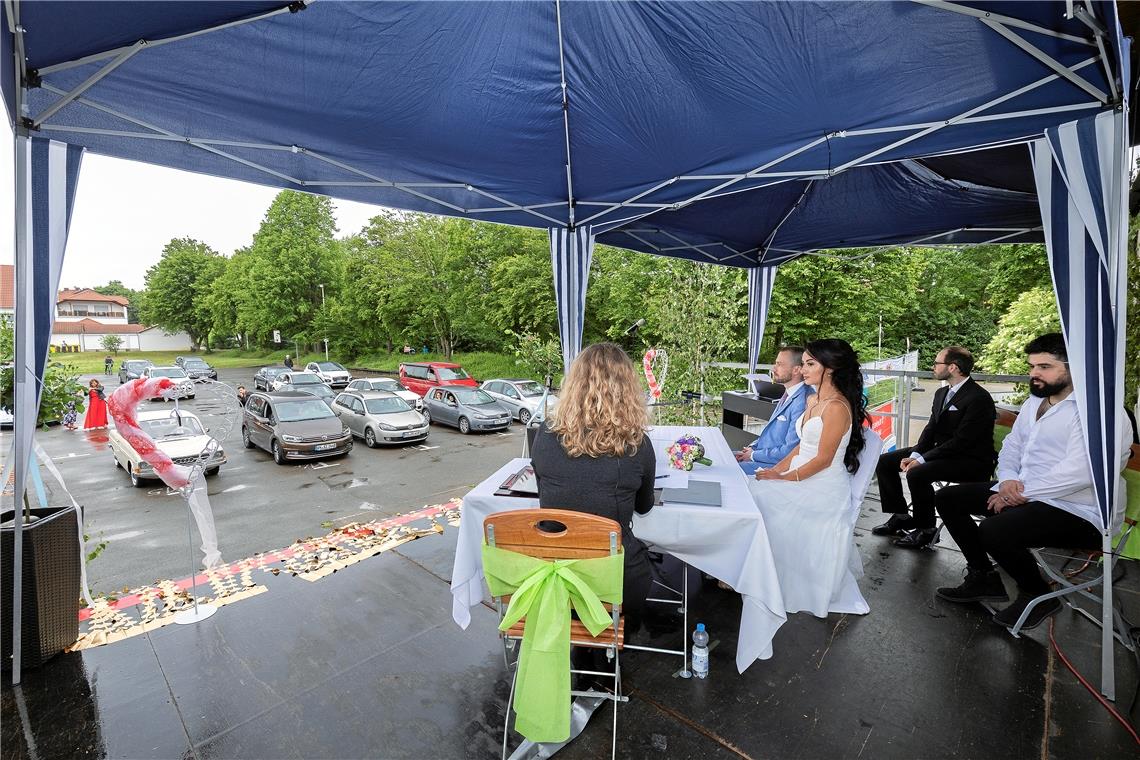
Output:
[518, 408, 531, 425]
[206, 467, 220, 477]
[130, 470, 144, 488]
[364, 428, 377, 448]
[242, 426, 254, 449]
[272, 439, 287, 465]
[188, 394, 196, 400]
[113, 456, 121, 469]
[458, 416, 471, 435]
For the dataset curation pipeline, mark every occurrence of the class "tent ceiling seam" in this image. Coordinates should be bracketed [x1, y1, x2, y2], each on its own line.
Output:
[555, 0, 575, 228]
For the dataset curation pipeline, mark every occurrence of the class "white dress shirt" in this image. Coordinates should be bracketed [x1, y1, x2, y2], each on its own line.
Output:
[995, 393, 1131, 531]
[909, 378, 969, 466]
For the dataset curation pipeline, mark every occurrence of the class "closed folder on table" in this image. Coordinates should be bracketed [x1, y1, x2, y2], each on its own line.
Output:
[655, 479, 722, 507]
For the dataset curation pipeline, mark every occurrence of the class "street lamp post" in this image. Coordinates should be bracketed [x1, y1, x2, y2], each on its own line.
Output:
[318, 284, 328, 361]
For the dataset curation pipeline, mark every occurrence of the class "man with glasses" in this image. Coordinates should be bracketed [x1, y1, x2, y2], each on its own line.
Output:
[873, 346, 996, 549]
[934, 333, 1131, 629]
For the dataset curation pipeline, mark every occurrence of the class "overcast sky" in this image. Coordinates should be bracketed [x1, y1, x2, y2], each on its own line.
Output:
[0, 122, 384, 291]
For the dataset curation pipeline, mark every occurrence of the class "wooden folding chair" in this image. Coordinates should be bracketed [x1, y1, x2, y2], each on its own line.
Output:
[484, 509, 627, 759]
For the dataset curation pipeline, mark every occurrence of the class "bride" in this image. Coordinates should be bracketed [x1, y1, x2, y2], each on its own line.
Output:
[749, 338, 869, 617]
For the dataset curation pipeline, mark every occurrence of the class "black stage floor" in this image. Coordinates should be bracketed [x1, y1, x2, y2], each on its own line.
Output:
[4, 489, 1139, 759]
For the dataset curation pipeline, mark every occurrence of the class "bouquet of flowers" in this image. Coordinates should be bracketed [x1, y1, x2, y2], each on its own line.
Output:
[666, 434, 713, 471]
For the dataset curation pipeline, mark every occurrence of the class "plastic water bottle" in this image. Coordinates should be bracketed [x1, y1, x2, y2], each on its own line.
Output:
[691, 623, 709, 679]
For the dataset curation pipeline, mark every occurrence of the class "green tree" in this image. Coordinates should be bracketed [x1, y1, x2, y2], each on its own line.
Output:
[1126, 214, 1139, 413]
[99, 334, 122, 354]
[140, 238, 224, 348]
[0, 316, 86, 427]
[978, 287, 1061, 374]
[241, 191, 339, 347]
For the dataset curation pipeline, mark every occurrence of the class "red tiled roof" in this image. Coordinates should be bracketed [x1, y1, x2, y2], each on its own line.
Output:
[0, 264, 12, 310]
[57, 288, 129, 305]
[52, 319, 146, 335]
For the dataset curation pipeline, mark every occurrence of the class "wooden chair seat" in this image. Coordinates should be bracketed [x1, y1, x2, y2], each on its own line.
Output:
[504, 616, 625, 648]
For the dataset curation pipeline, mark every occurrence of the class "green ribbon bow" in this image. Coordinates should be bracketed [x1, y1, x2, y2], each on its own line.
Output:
[482, 542, 624, 743]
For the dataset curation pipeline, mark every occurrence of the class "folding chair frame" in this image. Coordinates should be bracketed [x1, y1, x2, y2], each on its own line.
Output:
[625, 552, 690, 676]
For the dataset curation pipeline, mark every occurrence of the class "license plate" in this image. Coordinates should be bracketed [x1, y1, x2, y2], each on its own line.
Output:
[403, 430, 421, 437]
[314, 443, 336, 451]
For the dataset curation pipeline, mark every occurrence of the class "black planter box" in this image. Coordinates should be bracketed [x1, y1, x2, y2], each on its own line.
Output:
[1, 506, 81, 671]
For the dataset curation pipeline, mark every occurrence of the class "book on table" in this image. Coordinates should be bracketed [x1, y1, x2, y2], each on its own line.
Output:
[655, 479, 722, 507]
[495, 464, 539, 497]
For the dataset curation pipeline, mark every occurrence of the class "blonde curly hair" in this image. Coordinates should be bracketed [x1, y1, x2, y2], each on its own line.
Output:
[548, 342, 649, 458]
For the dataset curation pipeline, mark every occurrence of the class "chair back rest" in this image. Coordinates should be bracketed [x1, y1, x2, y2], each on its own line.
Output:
[483, 508, 621, 561]
[850, 429, 885, 517]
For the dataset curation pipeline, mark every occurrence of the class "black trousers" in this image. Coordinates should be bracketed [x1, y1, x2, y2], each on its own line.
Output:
[934, 482, 1102, 595]
[875, 447, 993, 527]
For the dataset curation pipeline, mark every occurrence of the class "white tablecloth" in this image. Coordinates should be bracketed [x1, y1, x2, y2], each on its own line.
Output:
[450, 426, 787, 673]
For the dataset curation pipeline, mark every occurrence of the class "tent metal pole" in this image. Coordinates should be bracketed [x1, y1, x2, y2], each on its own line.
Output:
[911, 1, 1096, 46]
[36, 1, 306, 76]
[981, 20, 1108, 104]
[9, 0, 28, 686]
[31, 41, 146, 128]
[1100, 531, 1115, 699]
[555, 0, 575, 227]
[833, 57, 1102, 173]
[1070, 5, 1119, 103]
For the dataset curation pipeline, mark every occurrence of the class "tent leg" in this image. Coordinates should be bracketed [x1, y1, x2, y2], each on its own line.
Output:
[1099, 532, 1115, 700]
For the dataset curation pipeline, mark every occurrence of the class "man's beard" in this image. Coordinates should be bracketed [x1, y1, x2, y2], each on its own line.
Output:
[1029, 378, 1070, 398]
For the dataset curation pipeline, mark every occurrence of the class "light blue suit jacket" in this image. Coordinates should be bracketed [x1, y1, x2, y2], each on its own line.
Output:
[739, 384, 814, 475]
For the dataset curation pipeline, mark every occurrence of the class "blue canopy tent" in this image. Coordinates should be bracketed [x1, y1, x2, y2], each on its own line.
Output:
[3, 1, 1131, 694]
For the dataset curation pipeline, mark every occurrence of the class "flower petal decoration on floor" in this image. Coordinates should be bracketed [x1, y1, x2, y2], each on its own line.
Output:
[69, 499, 464, 651]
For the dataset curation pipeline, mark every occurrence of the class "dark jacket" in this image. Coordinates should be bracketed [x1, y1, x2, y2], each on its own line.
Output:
[529, 423, 655, 575]
[914, 377, 995, 465]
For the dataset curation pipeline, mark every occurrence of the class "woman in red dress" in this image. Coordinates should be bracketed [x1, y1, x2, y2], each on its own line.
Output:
[82, 378, 109, 429]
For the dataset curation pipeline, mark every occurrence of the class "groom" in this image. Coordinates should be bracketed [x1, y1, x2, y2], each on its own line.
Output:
[735, 346, 814, 476]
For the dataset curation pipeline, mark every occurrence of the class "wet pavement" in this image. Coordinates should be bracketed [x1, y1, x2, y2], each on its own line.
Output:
[3, 479, 1138, 759]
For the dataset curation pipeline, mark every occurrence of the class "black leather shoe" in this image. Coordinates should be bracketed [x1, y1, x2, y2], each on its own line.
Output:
[936, 568, 1009, 603]
[993, 594, 1061, 629]
[893, 527, 940, 550]
[871, 514, 914, 537]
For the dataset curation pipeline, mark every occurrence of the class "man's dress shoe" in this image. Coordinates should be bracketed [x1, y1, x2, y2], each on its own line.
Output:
[871, 514, 914, 537]
[892, 527, 940, 550]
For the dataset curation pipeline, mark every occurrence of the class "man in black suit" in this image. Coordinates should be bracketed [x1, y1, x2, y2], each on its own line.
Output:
[872, 346, 996, 549]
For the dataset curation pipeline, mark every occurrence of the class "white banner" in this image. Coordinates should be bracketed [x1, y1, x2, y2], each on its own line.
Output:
[863, 350, 919, 386]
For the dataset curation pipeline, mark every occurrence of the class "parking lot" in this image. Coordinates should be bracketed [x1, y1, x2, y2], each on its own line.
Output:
[38, 367, 523, 593]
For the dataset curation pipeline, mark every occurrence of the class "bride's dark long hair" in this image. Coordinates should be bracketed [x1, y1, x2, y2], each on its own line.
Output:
[804, 338, 867, 473]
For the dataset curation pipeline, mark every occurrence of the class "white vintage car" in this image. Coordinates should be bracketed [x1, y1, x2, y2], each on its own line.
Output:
[108, 409, 226, 487]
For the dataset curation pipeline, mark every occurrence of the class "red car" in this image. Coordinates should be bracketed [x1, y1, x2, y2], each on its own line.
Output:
[398, 361, 478, 397]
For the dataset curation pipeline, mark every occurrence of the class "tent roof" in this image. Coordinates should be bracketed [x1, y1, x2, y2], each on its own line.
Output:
[3, 1, 1129, 266]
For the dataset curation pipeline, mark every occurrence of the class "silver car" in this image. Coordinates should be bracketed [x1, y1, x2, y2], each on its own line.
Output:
[422, 387, 511, 434]
[333, 390, 429, 447]
[479, 378, 557, 425]
[271, 371, 325, 392]
[142, 366, 196, 400]
[346, 377, 423, 411]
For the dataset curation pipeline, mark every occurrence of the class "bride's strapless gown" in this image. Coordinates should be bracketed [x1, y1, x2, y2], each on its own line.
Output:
[748, 415, 869, 617]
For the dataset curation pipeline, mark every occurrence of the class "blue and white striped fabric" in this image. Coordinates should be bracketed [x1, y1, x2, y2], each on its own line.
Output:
[746, 265, 778, 377]
[1031, 110, 1128, 533]
[10, 136, 84, 681]
[550, 226, 594, 374]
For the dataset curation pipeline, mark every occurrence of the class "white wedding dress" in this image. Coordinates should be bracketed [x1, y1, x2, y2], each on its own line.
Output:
[748, 414, 869, 617]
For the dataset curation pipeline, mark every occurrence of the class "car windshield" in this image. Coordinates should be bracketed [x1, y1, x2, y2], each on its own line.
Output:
[370, 379, 406, 392]
[262, 367, 288, 377]
[150, 368, 187, 379]
[364, 396, 411, 414]
[295, 385, 334, 398]
[515, 381, 545, 397]
[139, 415, 204, 438]
[184, 360, 209, 368]
[288, 373, 322, 384]
[436, 366, 470, 381]
[125, 361, 149, 370]
[453, 388, 494, 405]
[275, 400, 336, 421]
[317, 362, 344, 371]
